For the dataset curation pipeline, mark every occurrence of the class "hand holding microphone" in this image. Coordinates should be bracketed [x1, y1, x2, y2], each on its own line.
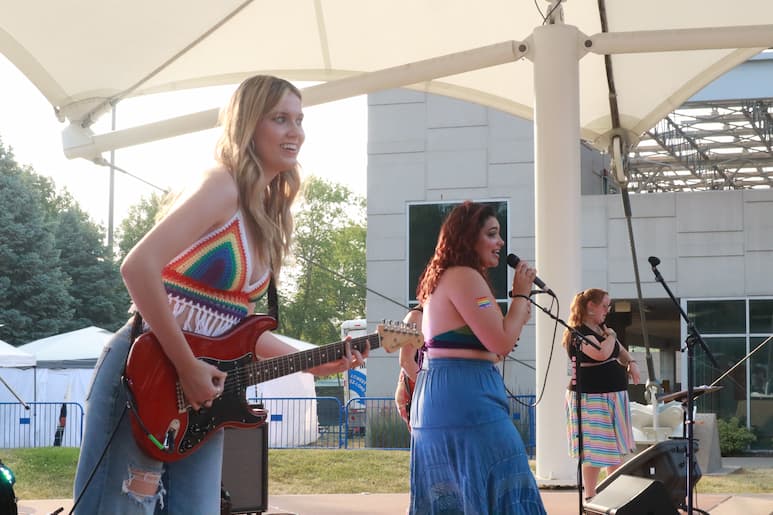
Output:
[506, 254, 554, 296]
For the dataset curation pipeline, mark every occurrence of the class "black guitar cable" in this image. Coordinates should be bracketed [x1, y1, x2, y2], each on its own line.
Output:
[67, 313, 146, 515]
[66, 406, 128, 515]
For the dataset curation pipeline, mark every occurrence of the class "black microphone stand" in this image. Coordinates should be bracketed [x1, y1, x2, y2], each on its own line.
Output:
[649, 257, 718, 514]
[519, 295, 600, 514]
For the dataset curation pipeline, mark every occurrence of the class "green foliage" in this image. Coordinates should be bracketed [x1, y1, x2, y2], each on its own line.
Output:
[365, 408, 411, 449]
[53, 207, 129, 332]
[718, 416, 757, 455]
[116, 192, 167, 261]
[0, 138, 129, 342]
[0, 142, 75, 343]
[279, 176, 366, 345]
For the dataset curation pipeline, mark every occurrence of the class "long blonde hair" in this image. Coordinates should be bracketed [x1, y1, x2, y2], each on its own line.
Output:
[214, 75, 302, 279]
[561, 288, 608, 350]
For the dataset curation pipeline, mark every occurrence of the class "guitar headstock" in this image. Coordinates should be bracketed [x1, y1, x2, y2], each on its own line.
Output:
[376, 321, 424, 353]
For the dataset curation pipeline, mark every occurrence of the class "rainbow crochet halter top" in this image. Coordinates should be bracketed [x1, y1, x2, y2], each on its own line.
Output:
[160, 210, 271, 336]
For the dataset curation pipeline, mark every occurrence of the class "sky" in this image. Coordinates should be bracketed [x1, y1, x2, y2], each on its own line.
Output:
[0, 55, 367, 231]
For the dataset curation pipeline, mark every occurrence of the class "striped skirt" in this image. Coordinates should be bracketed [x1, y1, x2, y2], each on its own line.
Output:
[565, 389, 635, 468]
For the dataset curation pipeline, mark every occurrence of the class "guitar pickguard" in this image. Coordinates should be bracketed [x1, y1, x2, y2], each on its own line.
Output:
[176, 352, 268, 456]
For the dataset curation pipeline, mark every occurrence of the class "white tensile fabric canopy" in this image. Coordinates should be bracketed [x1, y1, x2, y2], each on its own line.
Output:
[0, 1, 771, 158]
[3, 0, 773, 482]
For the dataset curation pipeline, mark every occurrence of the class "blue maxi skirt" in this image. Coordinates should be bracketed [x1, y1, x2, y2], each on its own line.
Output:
[409, 358, 546, 515]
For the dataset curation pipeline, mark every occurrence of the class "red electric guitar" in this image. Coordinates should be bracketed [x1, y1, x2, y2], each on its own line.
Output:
[123, 314, 421, 462]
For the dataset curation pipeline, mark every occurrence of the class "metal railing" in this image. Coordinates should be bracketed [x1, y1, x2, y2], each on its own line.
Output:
[0, 395, 536, 456]
[0, 402, 84, 448]
[251, 394, 536, 455]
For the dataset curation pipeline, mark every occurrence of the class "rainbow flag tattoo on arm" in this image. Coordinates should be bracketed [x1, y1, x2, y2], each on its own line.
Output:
[476, 296, 492, 308]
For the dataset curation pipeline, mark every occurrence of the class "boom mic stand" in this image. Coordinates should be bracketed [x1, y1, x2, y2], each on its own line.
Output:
[648, 256, 718, 515]
[0, 373, 30, 410]
[521, 296, 600, 514]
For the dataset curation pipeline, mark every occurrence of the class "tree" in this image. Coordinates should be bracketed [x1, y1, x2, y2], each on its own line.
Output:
[0, 140, 75, 343]
[53, 206, 129, 332]
[279, 177, 366, 344]
[115, 192, 166, 261]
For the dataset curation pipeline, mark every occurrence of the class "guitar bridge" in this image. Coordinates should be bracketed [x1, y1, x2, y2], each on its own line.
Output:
[164, 419, 180, 451]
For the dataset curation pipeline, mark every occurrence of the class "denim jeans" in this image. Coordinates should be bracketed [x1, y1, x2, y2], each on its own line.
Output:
[73, 321, 224, 515]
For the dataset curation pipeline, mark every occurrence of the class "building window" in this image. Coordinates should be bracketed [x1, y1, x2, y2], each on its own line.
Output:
[407, 200, 509, 308]
[686, 298, 773, 449]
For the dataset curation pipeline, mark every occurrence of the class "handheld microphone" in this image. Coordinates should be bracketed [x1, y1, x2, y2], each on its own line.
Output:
[648, 256, 661, 267]
[506, 254, 554, 296]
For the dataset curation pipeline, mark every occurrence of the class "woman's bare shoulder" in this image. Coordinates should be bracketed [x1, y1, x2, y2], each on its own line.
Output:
[176, 166, 238, 207]
[443, 266, 483, 281]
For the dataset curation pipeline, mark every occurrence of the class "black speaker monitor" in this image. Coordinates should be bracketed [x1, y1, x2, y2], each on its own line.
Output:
[222, 424, 269, 515]
[595, 438, 701, 509]
[585, 475, 678, 515]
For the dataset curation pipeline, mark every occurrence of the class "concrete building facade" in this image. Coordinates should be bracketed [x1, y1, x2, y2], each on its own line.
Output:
[364, 88, 773, 449]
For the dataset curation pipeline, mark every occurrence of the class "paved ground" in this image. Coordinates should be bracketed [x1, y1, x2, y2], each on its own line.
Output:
[17, 491, 773, 515]
[16, 457, 773, 515]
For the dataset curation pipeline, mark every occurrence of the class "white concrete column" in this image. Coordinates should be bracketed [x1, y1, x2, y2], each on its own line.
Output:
[532, 23, 582, 485]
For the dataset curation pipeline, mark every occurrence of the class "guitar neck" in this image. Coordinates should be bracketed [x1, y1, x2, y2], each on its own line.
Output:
[244, 332, 380, 385]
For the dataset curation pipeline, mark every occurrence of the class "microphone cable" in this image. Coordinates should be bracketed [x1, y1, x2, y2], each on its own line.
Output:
[504, 292, 561, 409]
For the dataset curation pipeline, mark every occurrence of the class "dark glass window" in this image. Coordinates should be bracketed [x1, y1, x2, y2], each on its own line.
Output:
[686, 300, 745, 334]
[750, 299, 773, 334]
[695, 336, 746, 419]
[408, 201, 508, 304]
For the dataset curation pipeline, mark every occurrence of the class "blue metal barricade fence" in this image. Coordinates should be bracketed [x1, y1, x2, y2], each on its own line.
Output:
[251, 395, 535, 453]
[508, 395, 537, 458]
[0, 402, 84, 449]
[0, 396, 535, 454]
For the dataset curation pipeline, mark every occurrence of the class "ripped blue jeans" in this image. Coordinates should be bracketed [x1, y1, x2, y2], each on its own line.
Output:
[73, 321, 224, 515]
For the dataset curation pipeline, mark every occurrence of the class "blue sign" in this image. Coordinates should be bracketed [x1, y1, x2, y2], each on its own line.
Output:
[348, 369, 367, 405]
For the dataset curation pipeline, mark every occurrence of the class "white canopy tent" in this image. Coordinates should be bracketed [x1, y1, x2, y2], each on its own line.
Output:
[3, 0, 773, 481]
[0, 339, 35, 414]
[18, 326, 113, 368]
[0, 328, 112, 448]
[0, 339, 35, 368]
[247, 334, 319, 448]
[0, 328, 319, 448]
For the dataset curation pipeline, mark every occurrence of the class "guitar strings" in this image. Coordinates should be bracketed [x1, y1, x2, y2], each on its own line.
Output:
[216, 334, 376, 398]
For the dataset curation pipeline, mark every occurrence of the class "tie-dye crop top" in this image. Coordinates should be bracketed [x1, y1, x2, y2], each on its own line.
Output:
[160, 210, 271, 336]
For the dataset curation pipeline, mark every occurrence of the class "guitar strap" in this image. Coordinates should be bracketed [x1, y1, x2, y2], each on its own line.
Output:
[130, 311, 144, 344]
[267, 276, 279, 324]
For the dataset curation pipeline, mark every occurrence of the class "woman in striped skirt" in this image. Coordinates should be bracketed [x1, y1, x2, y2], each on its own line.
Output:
[563, 288, 641, 501]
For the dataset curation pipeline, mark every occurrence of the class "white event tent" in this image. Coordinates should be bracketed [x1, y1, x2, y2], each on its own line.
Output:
[0, 339, 35, 368]
[0, 327, 318, 448]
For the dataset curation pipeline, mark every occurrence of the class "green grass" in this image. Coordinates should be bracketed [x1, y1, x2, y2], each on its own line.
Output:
[1, 448, 411, 500]
[270, 449, 410, 494]
[2, 448, 79, 499]
[696, 467, 773, 494]
[2, 448, 772, 500]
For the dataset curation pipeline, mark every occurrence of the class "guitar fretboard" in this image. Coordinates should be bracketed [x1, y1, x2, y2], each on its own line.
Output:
[243, 333, 380, 384]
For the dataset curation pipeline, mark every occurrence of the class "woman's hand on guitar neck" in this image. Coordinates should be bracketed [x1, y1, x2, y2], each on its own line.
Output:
[177, 357, 227, 411]
[306, 336, 370, 377]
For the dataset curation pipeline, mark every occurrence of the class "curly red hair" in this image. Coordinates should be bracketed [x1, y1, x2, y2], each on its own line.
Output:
[416, 201, 498, 304]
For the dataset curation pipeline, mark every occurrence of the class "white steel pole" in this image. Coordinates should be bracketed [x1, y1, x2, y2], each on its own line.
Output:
[531, 22, 582, 486]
